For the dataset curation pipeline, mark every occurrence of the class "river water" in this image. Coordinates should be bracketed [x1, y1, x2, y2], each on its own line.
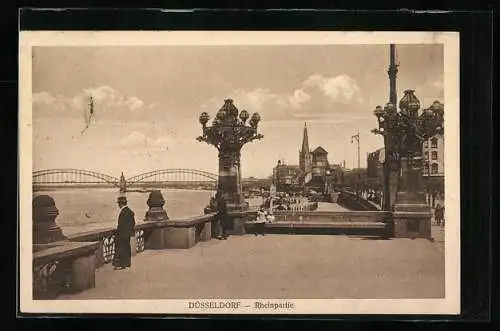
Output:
[35, 188, 216, 236]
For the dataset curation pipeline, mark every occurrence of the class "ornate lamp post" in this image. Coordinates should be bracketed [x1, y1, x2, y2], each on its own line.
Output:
[197, 99, 263, 210]
[372, 102, 399, 211]
[373, 90, 444, 212]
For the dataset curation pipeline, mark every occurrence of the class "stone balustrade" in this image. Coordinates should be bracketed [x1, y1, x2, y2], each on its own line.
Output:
[33, 241, 100, 299]
[246, 210, 392, 237]
[271, 210, 392, 223]
[31, 191, 431, 300]
[68, 221, 162, 267]
[244, 209, 431, 239]
[32, 213, 222, 299]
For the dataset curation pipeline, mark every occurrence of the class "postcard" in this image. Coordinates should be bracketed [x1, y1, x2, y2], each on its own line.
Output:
[19, 31, 460, 315]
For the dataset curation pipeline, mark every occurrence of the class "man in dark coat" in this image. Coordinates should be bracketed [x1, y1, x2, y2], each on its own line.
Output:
[113, 196, 136, 270]
[204, 196, 217, 215]
[215, 191, 229, 240]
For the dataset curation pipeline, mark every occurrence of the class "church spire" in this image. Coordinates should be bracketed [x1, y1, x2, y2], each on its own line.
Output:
[299, 122, 311, 173]
[301, 122, 309, 153]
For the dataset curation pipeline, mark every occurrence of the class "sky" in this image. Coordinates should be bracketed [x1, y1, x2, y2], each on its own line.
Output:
[32, 44, 444, 179]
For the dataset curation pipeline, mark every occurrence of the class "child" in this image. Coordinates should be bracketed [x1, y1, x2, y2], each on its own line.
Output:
[255, 208, 267, 236]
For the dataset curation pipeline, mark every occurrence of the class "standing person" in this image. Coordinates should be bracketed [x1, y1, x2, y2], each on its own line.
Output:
[113, 196, 135, 270]
[204, 196, 217, 215]
[434, 203, 443, 226]
[215, 190, 229, 240]
[255, 208, 267, 236]
[440, 205, 445, 227]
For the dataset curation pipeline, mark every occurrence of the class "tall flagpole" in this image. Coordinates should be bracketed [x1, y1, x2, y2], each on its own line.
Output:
[351, 131, 360, 169]
[385, 43, 399, 211]
[389, 44, 398, 106]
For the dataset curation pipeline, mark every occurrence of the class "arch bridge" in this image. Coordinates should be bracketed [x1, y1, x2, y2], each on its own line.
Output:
[33, 169, 121, 187]
[32, 168, 218, 191]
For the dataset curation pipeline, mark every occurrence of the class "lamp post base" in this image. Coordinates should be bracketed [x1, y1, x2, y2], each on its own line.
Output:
[393, 191, 430, 213]
[393, 191, 432, 239]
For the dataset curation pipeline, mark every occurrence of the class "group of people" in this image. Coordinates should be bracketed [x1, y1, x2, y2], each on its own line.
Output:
[253, 208, 275, 236]
[261, 194, 309, 212]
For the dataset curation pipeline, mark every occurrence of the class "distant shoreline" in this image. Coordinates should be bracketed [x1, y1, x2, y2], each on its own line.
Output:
[34, 187, 215, 193]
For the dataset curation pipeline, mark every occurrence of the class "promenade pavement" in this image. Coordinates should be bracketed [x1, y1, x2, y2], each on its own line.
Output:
[315, 202, 348, 212]
[60, 234, 445, 300]
[431, 224, 445, 252]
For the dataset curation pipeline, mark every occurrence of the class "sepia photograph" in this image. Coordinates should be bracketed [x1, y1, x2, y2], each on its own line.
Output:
[19, 31, 460, 315]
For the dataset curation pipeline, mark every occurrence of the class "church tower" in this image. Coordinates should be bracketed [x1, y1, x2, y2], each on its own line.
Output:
[299, 122, 312, 173]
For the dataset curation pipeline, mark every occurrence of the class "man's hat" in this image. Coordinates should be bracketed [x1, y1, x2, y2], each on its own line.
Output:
[117, 196, 127, 203]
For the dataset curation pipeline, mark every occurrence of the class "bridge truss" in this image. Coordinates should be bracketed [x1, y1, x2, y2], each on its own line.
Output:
[126, 169, 218, 187]
[32, 168, 218, 188]
[33, 169, 121, 187]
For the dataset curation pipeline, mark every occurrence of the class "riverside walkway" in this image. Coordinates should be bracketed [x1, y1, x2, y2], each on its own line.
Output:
[315, 202, 349, 212]
[59, 234, 445, 300]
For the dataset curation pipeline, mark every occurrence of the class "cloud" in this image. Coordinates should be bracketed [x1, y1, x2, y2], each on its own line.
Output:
[33, 85, 146, 117]
[117, 130, 184, 151]
[432, 74, 444, 90]
[303, 74, 363, 103]
[120, 131, 148, 146]
[150, 136, 176, 147]
[287, 89, 311, 108]
[125, 96, 144, 111]
[33, 92, 56, 105]
[203, 74, 363, 122]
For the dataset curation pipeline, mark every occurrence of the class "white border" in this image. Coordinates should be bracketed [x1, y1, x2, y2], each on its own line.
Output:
[19, 31, 460, 315]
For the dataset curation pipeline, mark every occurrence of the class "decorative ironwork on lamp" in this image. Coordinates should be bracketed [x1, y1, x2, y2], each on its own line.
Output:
[372, 89, 444, 211]
[373, 90, 444, 163]
[197, 99, 263, 208]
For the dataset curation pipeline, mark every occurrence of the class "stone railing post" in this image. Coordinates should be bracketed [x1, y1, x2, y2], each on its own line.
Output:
[144, 190, 169, 222]
[33, 195, 67, 244]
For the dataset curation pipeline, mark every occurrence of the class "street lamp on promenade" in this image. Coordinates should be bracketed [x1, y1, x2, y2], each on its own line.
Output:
[197, 99, 264, 210]
[372, 90, 444, 212]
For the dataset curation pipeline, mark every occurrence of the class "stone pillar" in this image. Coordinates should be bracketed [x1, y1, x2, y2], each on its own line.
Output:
[393, 211, 432, 239]
[388, 170, 399, 209]
[144, 190, 169, 222]
[33, 195, 67, 244]
[230, 212, 247, 235]
[200, 221, 212, 241]
[393, 157, 429, 213]
[218, 149, 246, 211]
[165, 227, 196, 249]
[70, 254, 96, 292]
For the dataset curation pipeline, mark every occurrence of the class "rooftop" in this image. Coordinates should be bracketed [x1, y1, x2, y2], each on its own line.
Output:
[312, 146, 328, 155]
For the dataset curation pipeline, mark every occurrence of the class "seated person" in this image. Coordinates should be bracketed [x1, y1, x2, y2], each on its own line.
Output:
[256, 208, 266, 222]
[265, 210, 275, 223]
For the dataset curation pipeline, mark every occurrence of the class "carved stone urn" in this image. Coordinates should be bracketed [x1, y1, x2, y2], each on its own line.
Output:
[33, 195, 67, 244]
[144, 190, 169, 222]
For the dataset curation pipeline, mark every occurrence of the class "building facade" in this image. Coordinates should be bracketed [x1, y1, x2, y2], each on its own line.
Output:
[367, 148, 384, 180]
[272, 160, 301, 192]
[272, 123, 342, 194]
[422, 133, 444, 177]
